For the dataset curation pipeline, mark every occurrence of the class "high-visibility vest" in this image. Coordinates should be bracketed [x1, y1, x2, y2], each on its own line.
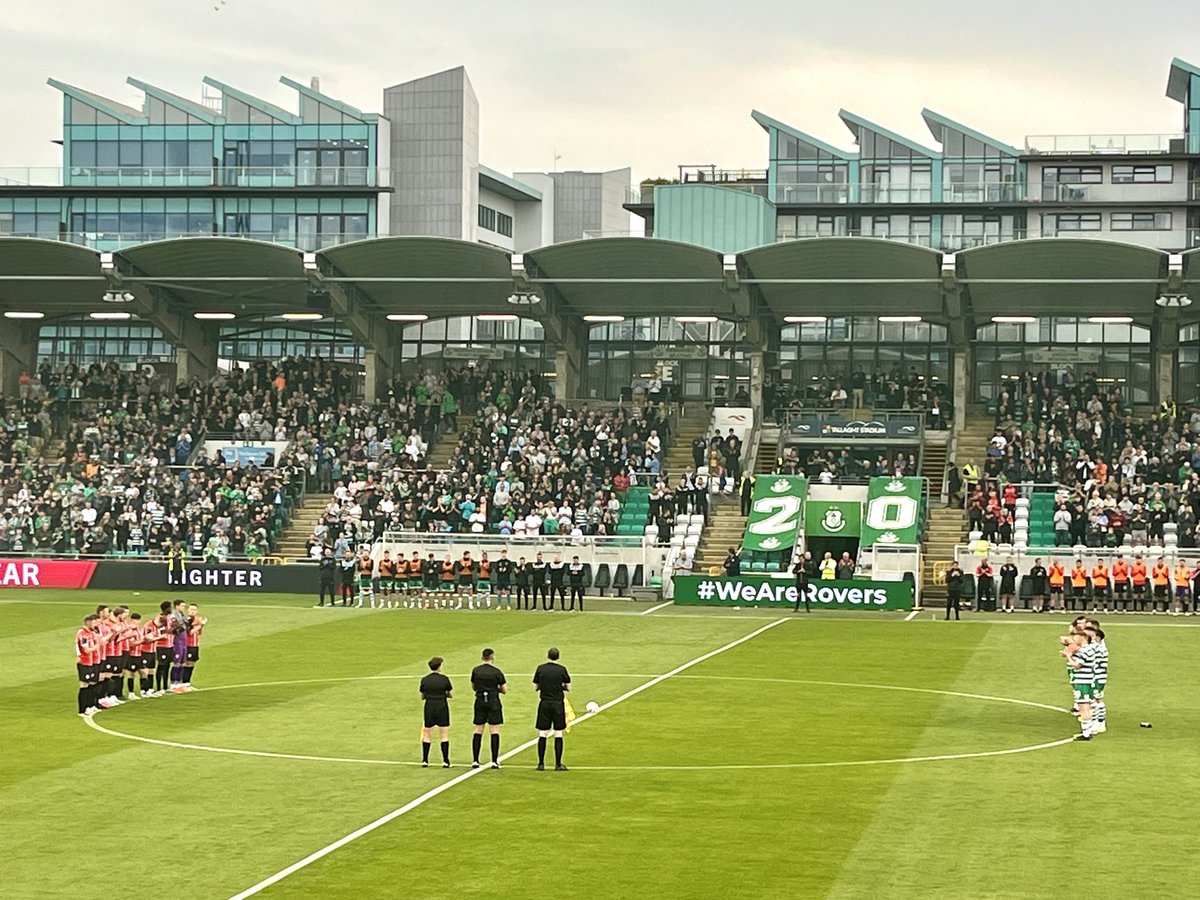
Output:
[1131, 562, 1147, 584]
[1175, 565, 1191, 586]
[1152, 564, 1170, 586]
[1049, 564, 1065, 586]
[1091, 565, 1108, 588]
[1071, 566, 1088, 588]
[1112, 561, 1128, 582]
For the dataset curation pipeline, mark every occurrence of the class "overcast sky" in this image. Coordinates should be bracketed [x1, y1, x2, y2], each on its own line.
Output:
[1, 0, 1197, 182]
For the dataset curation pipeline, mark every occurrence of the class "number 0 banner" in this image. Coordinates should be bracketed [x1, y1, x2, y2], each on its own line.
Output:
[861, 477, 923, 547]
[741, 476, 809, 552]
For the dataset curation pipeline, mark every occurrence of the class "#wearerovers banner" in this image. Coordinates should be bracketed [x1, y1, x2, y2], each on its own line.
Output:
[673, 574, 912, 609]
[741, 476, 809, 553]
[805, 500, 863, 539]
[860, 477, 923, 546]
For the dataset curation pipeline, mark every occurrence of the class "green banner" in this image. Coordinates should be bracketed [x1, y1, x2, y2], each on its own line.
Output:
[741, 475, 809, 552]
[861, 477, 923, 546]
[805, 500, 862, 539]
[673, 574, 912, 610]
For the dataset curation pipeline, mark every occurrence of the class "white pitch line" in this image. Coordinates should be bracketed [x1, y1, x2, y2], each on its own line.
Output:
[566, 737, 1078, 771]
[904, 609, 921, 621]
[638, 601, 673, 615]
[225, 617, 789, 900]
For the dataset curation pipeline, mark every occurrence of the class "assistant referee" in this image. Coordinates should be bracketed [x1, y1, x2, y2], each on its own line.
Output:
[418, 657, 453, 768]
[533, 647, 572, 771]
[470, 648, 507, 769]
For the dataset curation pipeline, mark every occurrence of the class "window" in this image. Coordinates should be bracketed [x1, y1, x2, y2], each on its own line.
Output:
[478, 204, 504, 234]
[496, 211, 513, 237]
[1043, 166, 1103, 184]
[1111, 212, 1172, 231]
[1111, 165, 1173, 184]
[1047, 213, 1102, 233]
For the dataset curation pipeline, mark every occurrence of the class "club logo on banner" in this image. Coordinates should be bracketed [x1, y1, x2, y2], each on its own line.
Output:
[741, 476, 808, 552]
[805, 500, 862, 539]
[861, 476, 923, 546]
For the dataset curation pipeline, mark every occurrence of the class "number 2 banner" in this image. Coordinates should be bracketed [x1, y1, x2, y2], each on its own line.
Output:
[741, 476, 808, 552]
[860, 477, 923, 547]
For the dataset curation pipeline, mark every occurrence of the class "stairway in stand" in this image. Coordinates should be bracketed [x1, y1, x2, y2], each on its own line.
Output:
[662, 407, 711, 477]
[273, 494, 334, 561]
[755, 429, 779, 475]
[693, 506, 748, 575]
[423, 427, 462, 472]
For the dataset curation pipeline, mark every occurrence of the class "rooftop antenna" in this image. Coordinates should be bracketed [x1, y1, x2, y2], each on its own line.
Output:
[553, 148, 562, 172]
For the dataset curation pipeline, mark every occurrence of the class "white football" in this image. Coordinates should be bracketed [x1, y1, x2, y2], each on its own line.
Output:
[585, 701, 600, 714]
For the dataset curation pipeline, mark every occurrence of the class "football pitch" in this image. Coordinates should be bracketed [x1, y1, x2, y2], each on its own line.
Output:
[4, 592, 1199, 899]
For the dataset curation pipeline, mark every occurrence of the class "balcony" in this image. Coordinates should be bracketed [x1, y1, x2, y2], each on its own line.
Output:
[778, 230, 1025, 252]
[1024, 133, 1189, 155]
[0, 166, 391, 190]
[1035, 182, 1198, 203]
[0, 230, 372, 251]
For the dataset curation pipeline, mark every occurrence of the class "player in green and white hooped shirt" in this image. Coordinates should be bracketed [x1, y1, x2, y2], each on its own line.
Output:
[1089, 625, 1108, 734]
[1063, 616, 1089, 715]
[1064, 632, 1098, 740]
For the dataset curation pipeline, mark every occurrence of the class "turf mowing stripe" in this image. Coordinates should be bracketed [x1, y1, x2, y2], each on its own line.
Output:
[226, 616, 789, 900]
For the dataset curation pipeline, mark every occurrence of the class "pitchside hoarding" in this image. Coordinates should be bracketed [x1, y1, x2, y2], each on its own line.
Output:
[673, 574, 912, 610]
[0, 559, 316, 593]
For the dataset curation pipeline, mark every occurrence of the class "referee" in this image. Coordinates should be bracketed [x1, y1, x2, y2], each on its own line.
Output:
[418, 657, 453, 768]
[533, 647, 572, 771]
[470, 648, 507, 769]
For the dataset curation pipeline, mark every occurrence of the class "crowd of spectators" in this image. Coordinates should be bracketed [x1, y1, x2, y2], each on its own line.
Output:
[775, 446, 921, 482]
[306, 368, 680, 555]
[962, 369, 1200, 549]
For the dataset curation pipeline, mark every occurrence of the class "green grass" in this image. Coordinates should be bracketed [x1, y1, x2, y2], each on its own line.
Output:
[3, 591, 1199, 899]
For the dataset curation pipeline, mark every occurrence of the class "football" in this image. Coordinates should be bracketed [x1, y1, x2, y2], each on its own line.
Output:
[586, 701, 600, 714]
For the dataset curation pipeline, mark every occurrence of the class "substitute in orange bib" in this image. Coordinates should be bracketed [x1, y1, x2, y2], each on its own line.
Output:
[1069, 559, 1089, 612]
[1130, 557, 1149, 612]
[1174, 561, 1193, 616]
[1152, 559, 1171, 614]
[1048, 558, 1066, 613]
[1090, 559, 1109, 615]
[1111, 555, 1129, 614]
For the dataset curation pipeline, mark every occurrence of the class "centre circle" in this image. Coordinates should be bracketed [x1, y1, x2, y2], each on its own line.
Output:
[84, 675, 1075, 770]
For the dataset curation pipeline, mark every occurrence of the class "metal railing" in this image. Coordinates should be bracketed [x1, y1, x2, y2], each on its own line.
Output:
[0, 165, 390, 189]
[1024, 133, 1188, 155]
[0, 231, 372, 250]
[1035, 182, 1198, 203]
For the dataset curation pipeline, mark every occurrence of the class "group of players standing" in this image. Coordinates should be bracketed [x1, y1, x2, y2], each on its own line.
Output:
[417, 647, 575, 771]
[1060, 615, 1110, 741]
[73, 600, 206, 716]
[948, 554, 1200, 616]
[318, 547, 589, 611]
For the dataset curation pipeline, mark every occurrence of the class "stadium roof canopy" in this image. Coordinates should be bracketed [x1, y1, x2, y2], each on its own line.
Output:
[957, 239, 1170, 319]
[740, 238, 944, 319]
[0, 234, 1192, 328]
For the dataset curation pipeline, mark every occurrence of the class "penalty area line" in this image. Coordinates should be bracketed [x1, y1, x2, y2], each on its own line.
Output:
[903, 609, 921, 622]
[226, 616, 789, 899]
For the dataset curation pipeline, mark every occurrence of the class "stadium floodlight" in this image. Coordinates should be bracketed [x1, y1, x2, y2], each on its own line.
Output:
[991, 316, 1036, 324]
[476, 313, 518, 321]
[386, 314, 429, 321]
[784, 316, 827, 324]
[89, 311, 131, 320]
[280, 312, 324, 321]
[676, 315, 718, 323]
[879, 315, 922, 323]
[3, 310, 44, 319]
[1156, 294, 1191, 308]
[582, 315, 625, 322]
[101, 290, 136, 303]
[506, 291, 540, 306]
[193, 312, 236, 320]
[1088, 316, 1133, 324]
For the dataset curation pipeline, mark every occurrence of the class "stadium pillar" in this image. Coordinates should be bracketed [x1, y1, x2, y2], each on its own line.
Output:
[550, 315, 586, 401]
[364, 346, 397, 404]
[952, 350, 969, 433]
[0, 320, 39, 395]
[745, 316, 767, 412]
[174, 324, 219, 385]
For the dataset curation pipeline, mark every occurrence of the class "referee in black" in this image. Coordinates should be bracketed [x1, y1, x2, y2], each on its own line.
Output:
[533, 647, 572, 771]
[418, 657, 453, 768]
[470, 648, 507, 769]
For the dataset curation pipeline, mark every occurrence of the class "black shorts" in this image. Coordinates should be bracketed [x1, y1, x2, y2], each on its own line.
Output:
[473, 696, 504, 726]
[122, 653, 137, 672]
[186, 646, 200, 663]
[1154, 584, 1170, 597]
[1050, 586, 1064, 595]
[1114, 582, 1128, 594]
[100, 658, 118, 674]
[424, 701, 450, 728]
[1093, 586, 1109, 598]
[536, 699, 566, 732]
[77, 663, 98, 684]
[156, 647, 173, 665]
[141, 652, 156, 670]
[496, 578, 511, 590]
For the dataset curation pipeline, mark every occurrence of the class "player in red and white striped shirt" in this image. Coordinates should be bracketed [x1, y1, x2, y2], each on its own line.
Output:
[75, 615, 101, 716]
[180, 604, 207, 691]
